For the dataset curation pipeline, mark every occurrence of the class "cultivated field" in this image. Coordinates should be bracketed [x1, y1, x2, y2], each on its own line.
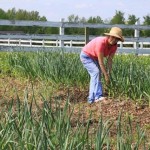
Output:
[0, 51, 150, 149]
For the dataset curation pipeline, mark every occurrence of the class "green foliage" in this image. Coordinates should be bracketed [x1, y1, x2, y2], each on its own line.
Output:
[1, 51, 150, 149]
[0, 8, 48, 34]
[6, 51, 88, 86]
[0, 8, 150, 36]
[110, 10, 125, 24]
[0, 52, 12, 76]
[142, 15, 150, 37]
[0, 8, 8, 19]
[125, 15, 139, 37]
[87, 16, 105, 35]
[108, 55, 150, 101]
[1, 51, 150, 101]
[65, 14, 85, 35]
[0, 94, 149, 149]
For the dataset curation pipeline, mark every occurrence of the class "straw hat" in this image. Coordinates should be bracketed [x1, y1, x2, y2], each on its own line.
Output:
[104, 27, 124, 42]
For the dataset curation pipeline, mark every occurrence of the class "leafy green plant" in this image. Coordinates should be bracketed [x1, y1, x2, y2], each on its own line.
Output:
[0, 89, 149, 149]
[1, 51, 150, 100]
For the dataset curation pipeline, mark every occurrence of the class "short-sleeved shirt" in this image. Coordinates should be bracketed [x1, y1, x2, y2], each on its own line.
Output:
[82, 37, 117, 60]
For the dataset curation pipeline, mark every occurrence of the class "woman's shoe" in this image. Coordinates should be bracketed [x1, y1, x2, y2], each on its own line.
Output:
[95, 97, 106, 103]
[95, 97, 111, 104]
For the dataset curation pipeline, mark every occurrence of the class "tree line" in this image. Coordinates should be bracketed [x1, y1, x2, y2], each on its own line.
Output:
[0, 8, 150, 37]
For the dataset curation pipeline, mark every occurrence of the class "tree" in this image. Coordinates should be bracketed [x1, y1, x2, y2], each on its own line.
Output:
[0, 9, 7, 19]
[5, 8, 48, 34]
[87, 16, 104, 35]
[125, 15, 139, 37]
[65, 14, 85, 35]
[142, 14, 150, 37]
[0, 9, 8, 31]
[7, 8, 16, 19]
[110, 10, 125, 24]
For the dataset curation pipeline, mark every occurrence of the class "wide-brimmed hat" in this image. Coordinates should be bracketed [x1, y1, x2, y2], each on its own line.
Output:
[104, 27, 124, 42]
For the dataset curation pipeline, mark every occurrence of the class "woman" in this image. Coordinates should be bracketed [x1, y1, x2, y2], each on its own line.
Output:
[80, 27, 124, 104]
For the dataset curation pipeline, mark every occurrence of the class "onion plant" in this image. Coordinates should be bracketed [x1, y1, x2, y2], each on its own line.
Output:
[7, 51, 88, 86]
[0, 89, 149, 149]
[5, 51, 150, 101]
[109, 55, 150, 101]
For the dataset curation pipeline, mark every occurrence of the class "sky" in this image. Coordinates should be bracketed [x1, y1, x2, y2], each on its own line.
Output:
[0, 0, 150, 23]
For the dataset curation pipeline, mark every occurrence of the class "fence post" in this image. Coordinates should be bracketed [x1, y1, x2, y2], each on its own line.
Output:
[8, 38, 10, 46]
[30, 39, 32, 47]
[19, 39, 21, 46]
[59, 18, 64, 47]
[134, 20, 140, 55]
[85, 27, 89, 44]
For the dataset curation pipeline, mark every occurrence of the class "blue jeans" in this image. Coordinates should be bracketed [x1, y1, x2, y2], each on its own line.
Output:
[80, 51, 103, 103]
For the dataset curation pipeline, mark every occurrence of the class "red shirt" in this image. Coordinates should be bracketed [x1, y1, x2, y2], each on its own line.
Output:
[82, 37, 117, 60]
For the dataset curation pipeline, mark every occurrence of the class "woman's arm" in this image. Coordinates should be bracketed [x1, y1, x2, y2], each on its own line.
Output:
[98, 52, 109, 84]
[107, 53, 115, 74]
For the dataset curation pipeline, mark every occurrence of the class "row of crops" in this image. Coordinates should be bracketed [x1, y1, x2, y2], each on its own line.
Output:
[0, 51, 150, 149]
[1, 51, 150, 101]
[0, 96, 148, 149]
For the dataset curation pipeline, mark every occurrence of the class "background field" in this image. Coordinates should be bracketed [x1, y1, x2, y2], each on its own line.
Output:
[0, 51, 150, 149]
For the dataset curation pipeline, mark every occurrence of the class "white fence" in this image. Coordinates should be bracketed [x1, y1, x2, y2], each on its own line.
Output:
[1, 38, 150, 55]
[0, 38, 150, 49]
[0, 19, 150, 55]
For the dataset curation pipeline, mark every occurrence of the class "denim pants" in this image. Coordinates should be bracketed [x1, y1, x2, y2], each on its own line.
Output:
[80, 51, 103, 103]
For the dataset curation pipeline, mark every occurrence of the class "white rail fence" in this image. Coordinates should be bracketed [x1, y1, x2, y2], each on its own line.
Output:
[0, 38, 150, 55]
[0, 38, 150, 49]
[0, 19, 150, 54]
